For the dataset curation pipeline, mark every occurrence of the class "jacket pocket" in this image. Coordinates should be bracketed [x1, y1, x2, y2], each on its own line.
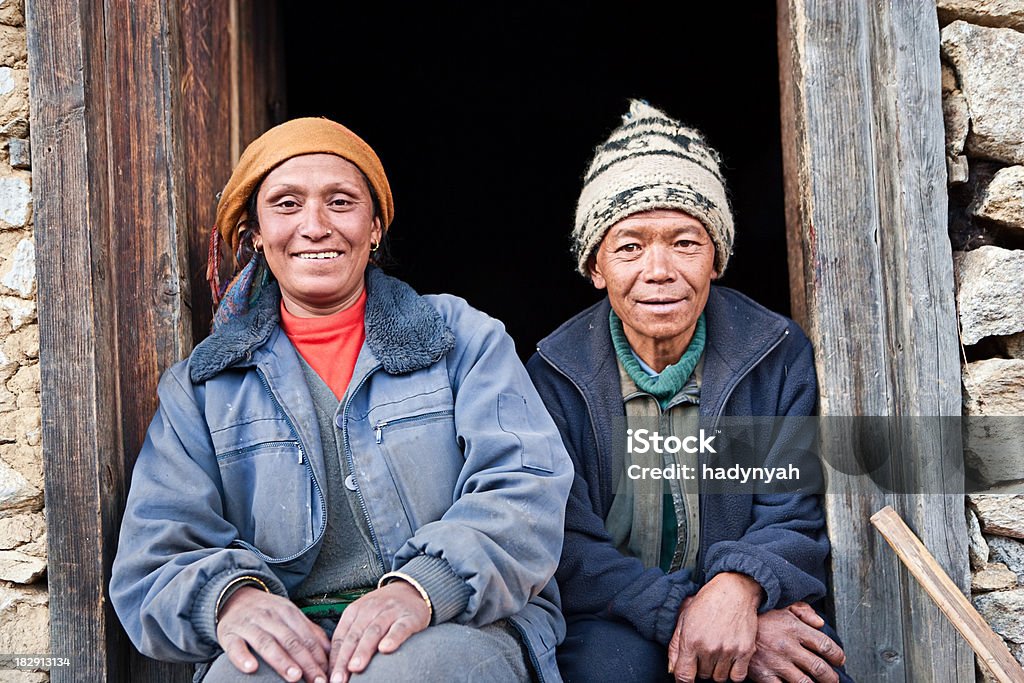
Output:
[217, 439, 314, 561]
[374, 407, 463, 530]
[497, 393, 556, 473]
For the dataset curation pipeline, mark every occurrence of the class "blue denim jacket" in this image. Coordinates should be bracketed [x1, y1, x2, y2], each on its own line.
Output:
[110, 268, 573, 682]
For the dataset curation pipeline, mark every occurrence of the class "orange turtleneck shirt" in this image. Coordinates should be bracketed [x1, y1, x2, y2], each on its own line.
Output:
[279, 289, 367, 400]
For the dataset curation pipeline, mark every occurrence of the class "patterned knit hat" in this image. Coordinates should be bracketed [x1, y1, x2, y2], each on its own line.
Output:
[573, 100, 734, 278]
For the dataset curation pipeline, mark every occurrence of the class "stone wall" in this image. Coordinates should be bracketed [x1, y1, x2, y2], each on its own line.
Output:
[939, 1, 1024, 680]
[0, 0, 47, 681]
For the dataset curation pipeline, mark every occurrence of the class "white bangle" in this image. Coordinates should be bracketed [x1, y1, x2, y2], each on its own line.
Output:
[378, 571, 433, 620]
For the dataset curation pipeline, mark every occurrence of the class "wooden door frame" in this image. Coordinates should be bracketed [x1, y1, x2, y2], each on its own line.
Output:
[27, 0, 281, 680]
[777, 1, 970, 680]
[27, 0, 966, 680]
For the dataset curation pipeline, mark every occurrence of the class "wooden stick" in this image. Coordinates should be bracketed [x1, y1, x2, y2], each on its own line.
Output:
[871, 506, 1024, 683]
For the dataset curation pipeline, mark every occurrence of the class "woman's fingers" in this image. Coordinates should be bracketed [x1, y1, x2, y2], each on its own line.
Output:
[216, 586, 329, 683]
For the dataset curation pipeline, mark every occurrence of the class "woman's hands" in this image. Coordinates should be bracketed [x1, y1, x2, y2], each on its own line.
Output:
[668, 572, 763, 682]
[215, 581, 430, 683]
[216, 586, 331, 683]
[327, 580, 431, 682]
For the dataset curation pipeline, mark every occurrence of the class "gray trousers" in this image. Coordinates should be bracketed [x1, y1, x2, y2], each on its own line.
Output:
[197, 620, 531, 682]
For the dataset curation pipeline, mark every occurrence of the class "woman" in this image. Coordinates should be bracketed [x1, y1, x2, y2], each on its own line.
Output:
[110, 117, 572, 683]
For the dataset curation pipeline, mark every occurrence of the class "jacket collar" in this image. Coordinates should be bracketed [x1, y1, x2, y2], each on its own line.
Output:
[190, 266, 455, 383]
[535, 285, 789, 417]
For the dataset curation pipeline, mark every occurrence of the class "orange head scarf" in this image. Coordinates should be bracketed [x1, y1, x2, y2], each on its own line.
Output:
[207, 117, 394, 309]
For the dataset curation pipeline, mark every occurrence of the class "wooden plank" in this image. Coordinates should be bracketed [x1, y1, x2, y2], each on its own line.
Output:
[777, 0, 971, 680]
[26, 0, 129, 678]
[174, 0, 233, 344]
[872, 506, 1024, 683]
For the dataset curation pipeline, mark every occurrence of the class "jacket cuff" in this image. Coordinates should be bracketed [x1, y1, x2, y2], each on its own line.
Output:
[192, 567, 288, 647]
[393, 554, 472, 625]
[653, 580, 696, 646]
[704, 552, 781, 612]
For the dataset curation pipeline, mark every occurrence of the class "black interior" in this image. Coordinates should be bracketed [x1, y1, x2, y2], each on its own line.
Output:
[283, 2, 787, 357]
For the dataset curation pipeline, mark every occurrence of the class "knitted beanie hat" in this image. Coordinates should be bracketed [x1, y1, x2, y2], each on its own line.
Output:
[215, 116, 394, 260]
[572, 100, 734, 278]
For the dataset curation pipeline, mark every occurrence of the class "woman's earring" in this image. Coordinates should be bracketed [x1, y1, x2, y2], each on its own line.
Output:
[370, 240, 380, 253]
[253, 240, 264, 254]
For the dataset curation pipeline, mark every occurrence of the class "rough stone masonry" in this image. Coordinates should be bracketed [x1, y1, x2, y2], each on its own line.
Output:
[939, 1, 1024, 680]
[0, 0, 48, 680]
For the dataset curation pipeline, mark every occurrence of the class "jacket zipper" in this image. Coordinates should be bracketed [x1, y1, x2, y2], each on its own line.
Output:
[253, 367, 328, 563]
[215, 440, 299, 461]
[696, 328, 789, 580]
[341, 365, 388, 574]
[374, 409, 455, 444]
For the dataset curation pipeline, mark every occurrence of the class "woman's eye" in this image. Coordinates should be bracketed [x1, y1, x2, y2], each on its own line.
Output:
[275, 200, 298, 209]
[330, 198, 351, 207]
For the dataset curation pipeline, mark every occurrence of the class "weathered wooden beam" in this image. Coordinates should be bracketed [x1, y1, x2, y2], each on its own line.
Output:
[26, 0, 127, 678]
[777, 1, 971, 681]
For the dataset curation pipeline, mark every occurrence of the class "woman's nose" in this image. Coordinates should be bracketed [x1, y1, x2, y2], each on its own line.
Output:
[298, 205, 333, 239]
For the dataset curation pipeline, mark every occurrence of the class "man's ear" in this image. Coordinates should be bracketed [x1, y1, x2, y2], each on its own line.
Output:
[588, 255, 607, 290]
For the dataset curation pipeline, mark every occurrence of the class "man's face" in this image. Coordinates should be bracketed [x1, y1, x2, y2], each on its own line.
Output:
[590, 209, 717, 350]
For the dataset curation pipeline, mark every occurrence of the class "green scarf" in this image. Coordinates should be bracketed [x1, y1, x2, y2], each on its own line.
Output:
[609, 309, 706, 409]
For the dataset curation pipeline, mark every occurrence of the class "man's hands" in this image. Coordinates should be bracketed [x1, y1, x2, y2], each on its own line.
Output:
[668, 572, 763, 682]
[216, 586, 331, 683]
[328, 580, 431, 682]
[215, 581, 431, 683]
[747, 602, 846, 683]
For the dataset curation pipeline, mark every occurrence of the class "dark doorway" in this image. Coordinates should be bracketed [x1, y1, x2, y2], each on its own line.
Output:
[284, 2, 786, 357]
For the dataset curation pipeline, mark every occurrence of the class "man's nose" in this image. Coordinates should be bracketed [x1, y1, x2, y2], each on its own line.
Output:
[642, 245, 675, 282]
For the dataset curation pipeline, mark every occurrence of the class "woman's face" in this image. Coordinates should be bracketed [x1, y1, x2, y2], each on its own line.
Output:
[254, 154, 382, 317]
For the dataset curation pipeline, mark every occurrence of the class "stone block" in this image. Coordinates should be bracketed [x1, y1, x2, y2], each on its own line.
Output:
[942, 62, 958, 93]
[0, 549, 43, 583]
[0, 458, 38, 512]
[969, 506, 991, 569]
[0, 407, 40, 447]
[0, 441, 41, 493]
[0, 296, 33, 331]
[0, 237, 33, 296]
[971, 495, 1024, 538]
[937, 0, 1024, 32]
[0, 174, 30, 228]
[941, 22, 1024, 165]
[972, 165, 1024, 231]
[989, 535, 1024, 583]
[973, 588, 1024, 643]
[944, 88, 970, 157]
[0, 24, 25, 67]
[973, 562, 1018, 592]
[955, 248, 1024, 344]
[963, 360, 1024, 486]
[8, 136, 28, 169]
[949, 154, 970, 185]
[0, 67, 27, 129]
[0, 511, 44, 551]
[0, 0, 25, 27]
[0, 324, 37, 364]
[964, 359, 1024, 414]
[0, 582, 48, 653]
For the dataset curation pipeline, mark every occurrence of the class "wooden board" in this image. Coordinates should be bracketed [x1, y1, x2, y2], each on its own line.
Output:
[777, 0, 972, 680]
[27, 0, 284, 680]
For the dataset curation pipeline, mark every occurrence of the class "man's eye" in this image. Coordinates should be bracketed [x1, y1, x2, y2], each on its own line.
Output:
[617, 243, 641, 253]
[675, 240, 697, 248]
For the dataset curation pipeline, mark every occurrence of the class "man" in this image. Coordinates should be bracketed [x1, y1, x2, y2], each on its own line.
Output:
[527, 101, 851, 682]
